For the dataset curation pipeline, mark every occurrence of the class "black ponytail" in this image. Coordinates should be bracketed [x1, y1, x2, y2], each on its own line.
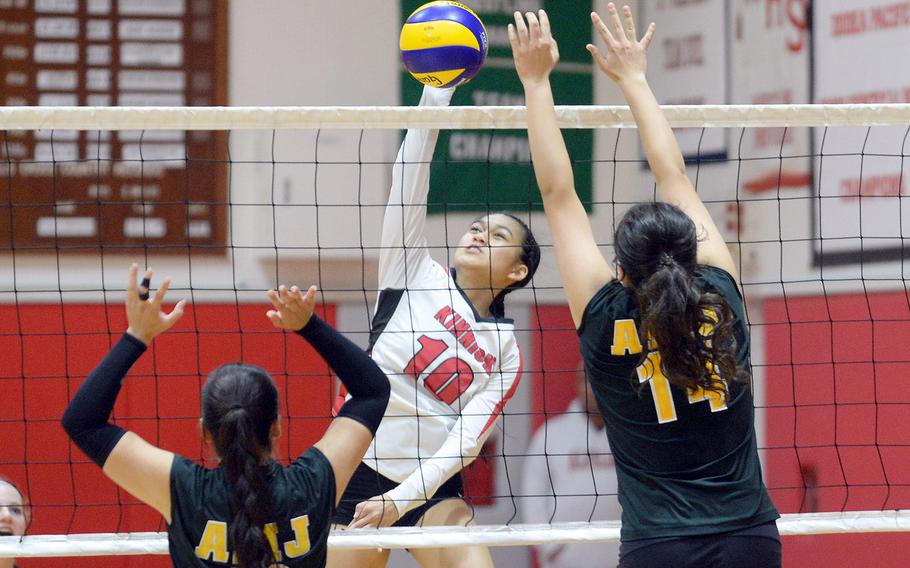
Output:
[615, 202, 748, 397]
[488, 212, 541, 318]
[202, 364, 279, 568]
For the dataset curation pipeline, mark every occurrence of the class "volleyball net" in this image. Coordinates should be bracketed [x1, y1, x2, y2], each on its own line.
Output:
[2, 103, 910, 560]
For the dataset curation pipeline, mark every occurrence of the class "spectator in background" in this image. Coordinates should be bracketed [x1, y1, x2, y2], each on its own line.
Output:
[0, 475, 29, 568]
[521, 369, 621, 568]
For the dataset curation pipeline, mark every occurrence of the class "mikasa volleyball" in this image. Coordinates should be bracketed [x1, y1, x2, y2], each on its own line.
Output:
[400, 1, 488, 88]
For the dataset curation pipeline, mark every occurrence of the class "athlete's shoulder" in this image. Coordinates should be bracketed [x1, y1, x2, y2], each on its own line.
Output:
[287, 447, 335, 497]
[285, 447, 336, 526]
[695, 265, 745, 320]
[696, 265, 741, 297]
[578, 280, 634, 336]
[169, 456, 227, 519]
[170, 455, 206, 487]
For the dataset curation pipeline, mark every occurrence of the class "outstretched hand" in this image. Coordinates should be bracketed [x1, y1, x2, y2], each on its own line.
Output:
[125, 263, 186, 345]
[509, 9, 559, 87]
[266, 284, 317, 331]
[587, 3, 655, 84]
[348, 495, 400, 529]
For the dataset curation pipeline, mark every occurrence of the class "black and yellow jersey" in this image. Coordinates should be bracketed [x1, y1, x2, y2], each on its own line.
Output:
[167, 447, 335, 567]
[577, 265, 779, 541]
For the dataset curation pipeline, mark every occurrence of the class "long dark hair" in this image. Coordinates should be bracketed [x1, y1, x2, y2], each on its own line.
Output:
[202, 364, 279, 568]
[488, 212, 541, 318]
[614, 202, 747, 397]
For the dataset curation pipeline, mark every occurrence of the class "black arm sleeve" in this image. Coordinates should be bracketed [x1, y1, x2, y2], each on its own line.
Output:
[296, 315, 390, 434]
[61, 333, 147, 467]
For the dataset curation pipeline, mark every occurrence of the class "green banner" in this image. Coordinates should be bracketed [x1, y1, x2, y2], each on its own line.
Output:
[400, 1, 594, 214]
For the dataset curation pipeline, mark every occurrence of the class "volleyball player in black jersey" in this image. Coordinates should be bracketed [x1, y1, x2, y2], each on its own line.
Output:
[511, 5, 781, 567]
[62, 264, 390, 567]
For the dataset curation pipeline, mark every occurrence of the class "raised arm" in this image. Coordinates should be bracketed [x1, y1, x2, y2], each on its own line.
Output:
[589, 4, 736, 277]
[378, 86, 455, 290]
[62, 265, 186, 523]
[510, 11, 615, 327]
[266, 286, 390, 505]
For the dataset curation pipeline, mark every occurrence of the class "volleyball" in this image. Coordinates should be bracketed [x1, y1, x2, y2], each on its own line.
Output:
[400, 1, 488, 88]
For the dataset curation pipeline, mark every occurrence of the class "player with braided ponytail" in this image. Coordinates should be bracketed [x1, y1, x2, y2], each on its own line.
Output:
[62, 264, 390, 567]
[201, 364, 279, 567]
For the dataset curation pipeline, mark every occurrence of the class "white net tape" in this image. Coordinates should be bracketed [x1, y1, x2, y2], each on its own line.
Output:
[4, 104, 909, 557]
[2, 512, 910, 557]
[1, 104, 910, 130]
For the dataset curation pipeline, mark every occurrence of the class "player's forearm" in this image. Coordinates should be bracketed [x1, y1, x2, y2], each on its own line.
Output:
[297, 316, 389, 434]
[378, 87, 453, 286]
[385, 396, 504, 515]
[524, 79, 576, 201]
[62, 333, 146, 467]
[385, 449, 474, 516]
[618, 74, 689, 198]
[383, 87, 453, 216]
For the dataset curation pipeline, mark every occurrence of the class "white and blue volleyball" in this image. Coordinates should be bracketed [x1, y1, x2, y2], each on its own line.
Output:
[400, 1, 488, 88]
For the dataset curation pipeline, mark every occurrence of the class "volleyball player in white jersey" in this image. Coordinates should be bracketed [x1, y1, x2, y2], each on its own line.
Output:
[328, 86, 540, 568]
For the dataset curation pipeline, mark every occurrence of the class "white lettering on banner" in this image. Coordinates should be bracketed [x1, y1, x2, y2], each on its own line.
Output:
[2, 45, 28, 60]
[121, 43, 183, 67]
[35, 0, 77, 13]
[119, 0, 185, 16]
[37, 217, 97, 238]
[119, 19, 183, 41]
[0, 21, 29, 34]
[449, 133, 531, 162]
[37, 70, 78, 90]
[123, 217, 166, 239]
[7, 71, 29, 87]
[86, 19, 112, 40]
[38, 93, 78, 106]
[35, 17, 79, 38]
[33, 42, 79, 63]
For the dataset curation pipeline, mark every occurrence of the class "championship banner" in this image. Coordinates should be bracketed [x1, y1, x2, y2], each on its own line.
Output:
[400, 1, 594, 214]
[640, 0, 727, 159]
[730, 0, 810, 193]
[812, 0, 910, 265]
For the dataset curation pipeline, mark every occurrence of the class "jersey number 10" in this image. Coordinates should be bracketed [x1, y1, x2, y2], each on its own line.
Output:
[405, 335, 475, 405]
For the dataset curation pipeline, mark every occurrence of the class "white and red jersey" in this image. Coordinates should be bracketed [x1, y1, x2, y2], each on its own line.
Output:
[361, 86, 522, 516]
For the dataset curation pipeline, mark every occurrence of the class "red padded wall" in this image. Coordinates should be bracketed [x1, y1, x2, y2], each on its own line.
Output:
[1, 302, 336, 567]
[763, 292, 910, 567]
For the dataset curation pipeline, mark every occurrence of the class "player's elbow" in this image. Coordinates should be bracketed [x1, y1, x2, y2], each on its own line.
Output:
[655, 164, 689, 188]
[61, 404, 81, 440]
[537, 177, 576, 202]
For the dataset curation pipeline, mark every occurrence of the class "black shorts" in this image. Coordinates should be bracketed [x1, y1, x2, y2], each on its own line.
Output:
[333, 462, 465, 527]
[619, 521, 781, 568]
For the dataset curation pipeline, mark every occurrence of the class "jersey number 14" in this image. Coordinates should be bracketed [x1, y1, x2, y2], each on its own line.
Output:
[612, 319, 727, 424]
